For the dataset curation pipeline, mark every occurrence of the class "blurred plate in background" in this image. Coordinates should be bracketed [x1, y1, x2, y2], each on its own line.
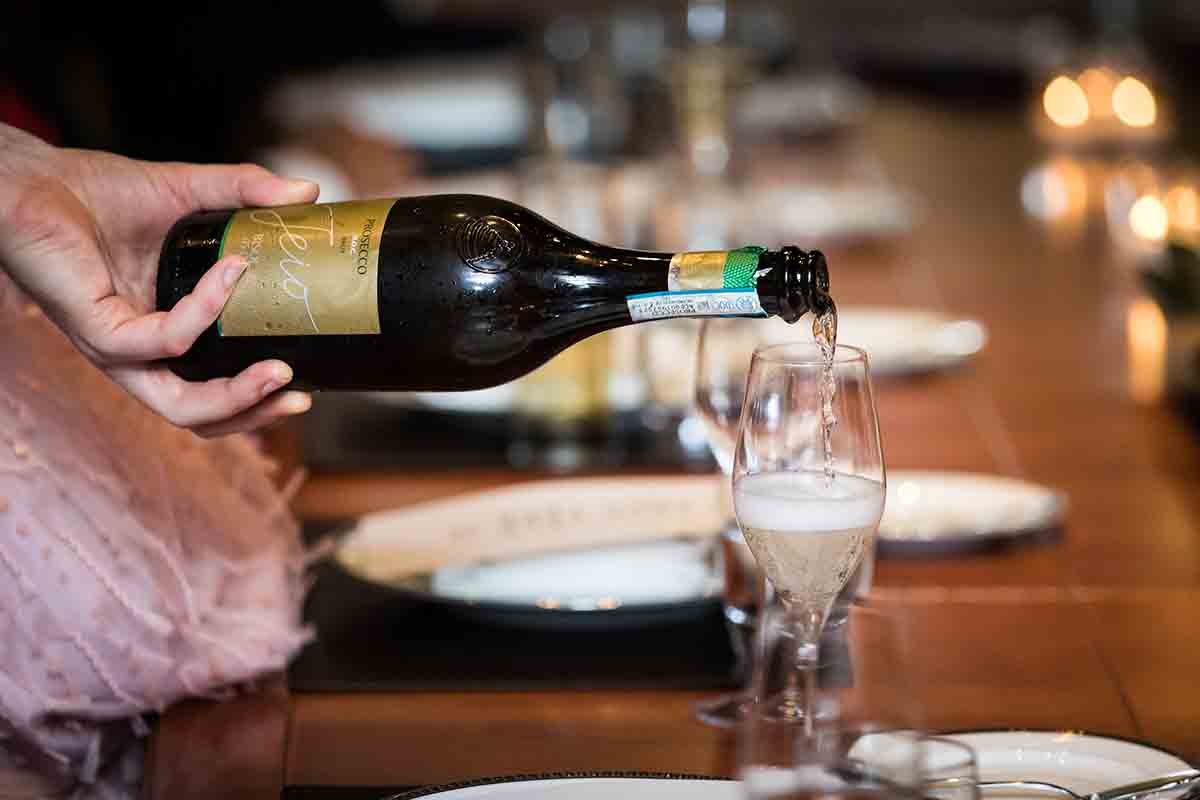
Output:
[268, 58, 529, 152]
[357, 307, 987, 419]
[878, 471, 1067, 555]
[359, 383, 519, 415]
[334, 475, 726, 630]
[737, 73, 873, 140]
[755, 307, 987, 377]
[834, 307, 987, 376]
[741, 183, 917, 245]
[389, 537, 721, 630]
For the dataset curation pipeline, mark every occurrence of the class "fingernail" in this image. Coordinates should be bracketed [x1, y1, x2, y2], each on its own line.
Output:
[261, 364, 293, 396]
[223, 259, 247, 289]
[288, 178, 320, 195]
[284, 393, 313, 414]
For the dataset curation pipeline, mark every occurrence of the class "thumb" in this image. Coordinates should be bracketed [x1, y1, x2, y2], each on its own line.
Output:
[163, 162, 320, 212]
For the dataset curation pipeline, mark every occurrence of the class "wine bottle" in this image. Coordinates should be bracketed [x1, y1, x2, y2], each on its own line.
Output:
[157, 194, 831, 391]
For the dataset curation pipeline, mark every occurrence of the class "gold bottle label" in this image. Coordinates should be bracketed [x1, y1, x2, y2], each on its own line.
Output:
[217, 199, 396, 336]
[667, 251, 730, 291]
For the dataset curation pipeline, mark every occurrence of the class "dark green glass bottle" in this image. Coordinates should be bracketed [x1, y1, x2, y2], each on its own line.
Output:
[157, 194, 830, 391]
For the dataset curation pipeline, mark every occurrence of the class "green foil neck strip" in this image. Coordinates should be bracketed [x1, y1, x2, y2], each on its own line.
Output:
[723, 246, 765, 289]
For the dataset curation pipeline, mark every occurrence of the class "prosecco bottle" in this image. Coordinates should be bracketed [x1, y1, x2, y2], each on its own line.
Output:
[157, 194, 831, 391]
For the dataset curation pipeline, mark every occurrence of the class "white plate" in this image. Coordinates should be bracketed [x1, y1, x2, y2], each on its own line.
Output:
[360, 307, 985, 415]
[334, 475, 727, 630]
[756, 307, 987, 377]
[395, 776, 738, 799]
[941, 731, 1192, 795]
[268, 58, 528, 151]
[431, 538, 719, 609]
[837, 307, 986, 375]
[737, 73, 873, 138]
[878, 471, 1066, 553]
[361, 383, 519, 414]
[742, 184, 917, 245]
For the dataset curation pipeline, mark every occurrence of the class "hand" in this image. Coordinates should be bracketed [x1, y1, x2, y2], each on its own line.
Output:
[0, 123, 319, 437]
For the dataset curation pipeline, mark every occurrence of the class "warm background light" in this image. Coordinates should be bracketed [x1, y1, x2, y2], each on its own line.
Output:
[1112, 76, 1157, 128]
[1078, 67, 1118, 119]
[1165, 185, 1200, 234]
[1043, 75, 1090, 128]
[1127, 297, 1168, 404]
[1020, 157, 1089, 226]
[1129, 194, 1169, 242]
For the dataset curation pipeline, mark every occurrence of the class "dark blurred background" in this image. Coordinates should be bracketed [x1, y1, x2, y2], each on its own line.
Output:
[6, 0, 1200, 467]
[6, 0, 1200, 161]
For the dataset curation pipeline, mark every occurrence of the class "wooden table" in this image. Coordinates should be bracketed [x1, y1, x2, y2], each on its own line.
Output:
[146, 97, 1200, 798]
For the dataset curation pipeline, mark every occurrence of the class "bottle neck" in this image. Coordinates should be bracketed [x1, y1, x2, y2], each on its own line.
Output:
[756, 246, 831, 324]
[554, 243, 829, 326]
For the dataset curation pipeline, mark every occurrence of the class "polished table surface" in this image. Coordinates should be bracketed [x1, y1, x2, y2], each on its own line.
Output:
[146, 97, 1200, 798]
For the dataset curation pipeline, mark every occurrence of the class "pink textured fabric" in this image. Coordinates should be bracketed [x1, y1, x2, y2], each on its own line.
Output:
[0, 274, 312, 792]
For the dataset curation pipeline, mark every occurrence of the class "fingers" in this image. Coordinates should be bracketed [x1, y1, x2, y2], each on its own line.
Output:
[166, 162, 320, 212]
[88, 254, 247, 362]
[192, 391, 313, 439]
[111, 360, 301, 430]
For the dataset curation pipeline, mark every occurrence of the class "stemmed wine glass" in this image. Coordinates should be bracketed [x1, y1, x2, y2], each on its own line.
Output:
[690, 318, 773, 727]
[731, 341, 884, 723]
[691, 318, 876, 727]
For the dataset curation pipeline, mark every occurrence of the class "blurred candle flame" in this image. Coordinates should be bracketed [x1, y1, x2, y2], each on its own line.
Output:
[1112, 76, 1157, 128]
[1043, 76, 1090, 128]
[1165, 185, 1200, 234]
[1127, 297, 1167, 404]
[1079, 67, 1118, 120]
[1129, 194, 1169, 242]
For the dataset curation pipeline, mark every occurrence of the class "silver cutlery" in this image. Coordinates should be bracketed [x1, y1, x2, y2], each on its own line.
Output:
[929, 769, 1200, 800]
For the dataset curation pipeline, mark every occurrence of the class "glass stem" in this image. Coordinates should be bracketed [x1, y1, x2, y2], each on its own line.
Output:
[788, 601, 829, 736]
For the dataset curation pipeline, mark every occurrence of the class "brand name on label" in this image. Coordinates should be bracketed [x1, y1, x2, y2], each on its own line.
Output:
[355, 217, 377, 275]
[218, 199, 393, 337]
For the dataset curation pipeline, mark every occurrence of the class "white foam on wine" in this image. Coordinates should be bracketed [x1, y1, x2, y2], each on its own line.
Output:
[733, 471, 884, 532]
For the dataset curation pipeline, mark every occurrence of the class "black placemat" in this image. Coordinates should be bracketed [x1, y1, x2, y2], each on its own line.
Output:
[289, 559, 740, 692]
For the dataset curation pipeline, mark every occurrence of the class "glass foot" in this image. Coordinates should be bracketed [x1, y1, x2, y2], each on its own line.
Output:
[691, 690, 755, 729]
[756, 689, 841, 724]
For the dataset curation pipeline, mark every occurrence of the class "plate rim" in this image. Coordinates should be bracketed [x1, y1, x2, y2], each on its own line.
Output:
[936, 727, 1195, 770]
[386, 771, 733, 799]
[793, 306, 988, 376]
[380, 732, 1191, 799]
[877, 469, 1068, 551]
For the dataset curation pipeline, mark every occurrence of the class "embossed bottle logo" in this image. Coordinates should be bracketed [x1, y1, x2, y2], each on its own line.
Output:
[456, 216, 524, 273]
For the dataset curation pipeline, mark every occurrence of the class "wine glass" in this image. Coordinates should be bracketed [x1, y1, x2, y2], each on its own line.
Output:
[691, 320, 876, 727]
[740, 602, 922, 799]
[690, 318, 775, 727]
[922, 738, 981, 800]
[695, 318, 876, 629]
[732, 341, 884, 723]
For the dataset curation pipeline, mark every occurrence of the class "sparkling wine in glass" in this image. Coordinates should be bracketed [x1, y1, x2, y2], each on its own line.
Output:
[732, 341, 884, 723]
[694, 315, 874, 632]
